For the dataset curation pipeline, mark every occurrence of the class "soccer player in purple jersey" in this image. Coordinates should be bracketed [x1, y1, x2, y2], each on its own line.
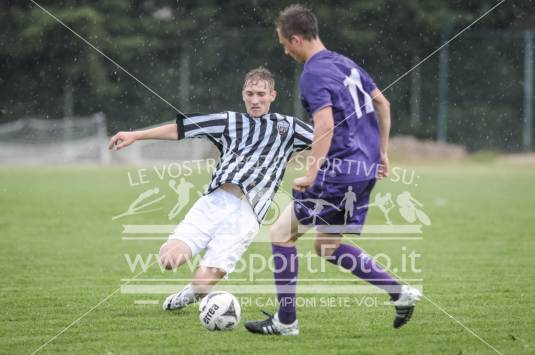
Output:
[245, 4, 421, 336]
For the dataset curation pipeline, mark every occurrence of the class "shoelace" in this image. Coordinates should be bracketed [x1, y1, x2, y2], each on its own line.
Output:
[261, 310, 274, 319]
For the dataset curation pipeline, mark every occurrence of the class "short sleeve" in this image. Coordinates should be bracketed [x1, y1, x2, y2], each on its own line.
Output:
[176, 112, 227, 143]
[293, 117, 313, 152]
[299, 72, 333, 116]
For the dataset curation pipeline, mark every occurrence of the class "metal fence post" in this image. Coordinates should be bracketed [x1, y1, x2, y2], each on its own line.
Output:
[523, 31, 534, 151]
[437, 32, 449, 143]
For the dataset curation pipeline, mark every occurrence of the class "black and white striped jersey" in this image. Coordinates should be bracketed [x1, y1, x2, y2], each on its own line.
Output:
[176, 111, 313, 223]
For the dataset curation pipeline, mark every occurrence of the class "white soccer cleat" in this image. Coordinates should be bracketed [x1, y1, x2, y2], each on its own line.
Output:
[162, 284, 196, 311]
[244, 311, 299, 336]
[392, 285, 422, 328]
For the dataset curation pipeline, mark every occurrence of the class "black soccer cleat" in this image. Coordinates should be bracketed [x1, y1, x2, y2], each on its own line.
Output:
[392, 285, 422, 329]
[244, 310, 299, 336]
[393, 305, 415, 328]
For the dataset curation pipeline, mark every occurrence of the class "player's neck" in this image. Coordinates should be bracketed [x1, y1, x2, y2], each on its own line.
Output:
[302, 38, 326, 62]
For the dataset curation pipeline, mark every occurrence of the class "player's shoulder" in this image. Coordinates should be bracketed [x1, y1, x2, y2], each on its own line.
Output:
[271, 112, 294, 122]
[301, 59, 328, 78]
[220, 111, 234, 119]
[183, 112, 229, 120]
[303, 50, 341, 70]
[271, 113, 308, 126]
[301, 50, 354, 84]
[316, 50, 368, 75]
[299, 68, 329, 90]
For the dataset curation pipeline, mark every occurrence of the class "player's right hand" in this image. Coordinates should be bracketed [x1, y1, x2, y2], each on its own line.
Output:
[293, 175, 314, 192]
[377, 152, 390, 180]
[108, 131, 138, 150]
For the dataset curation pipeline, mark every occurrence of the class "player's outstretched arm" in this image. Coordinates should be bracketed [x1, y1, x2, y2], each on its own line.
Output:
[108, 123, 178, 150]
[371, 89, 391, 179]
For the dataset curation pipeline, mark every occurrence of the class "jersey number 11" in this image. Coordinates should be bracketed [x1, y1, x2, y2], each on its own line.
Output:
[344, 68, 374, 119]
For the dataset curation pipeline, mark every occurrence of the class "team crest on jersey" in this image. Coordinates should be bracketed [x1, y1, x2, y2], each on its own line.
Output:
[277, 121, 290, 135]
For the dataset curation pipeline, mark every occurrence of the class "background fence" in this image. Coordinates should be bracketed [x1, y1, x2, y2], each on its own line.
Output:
[0, 1, 533, 163]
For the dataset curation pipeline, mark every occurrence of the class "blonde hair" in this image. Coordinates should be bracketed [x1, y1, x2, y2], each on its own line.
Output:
[243, 67, 275, 90]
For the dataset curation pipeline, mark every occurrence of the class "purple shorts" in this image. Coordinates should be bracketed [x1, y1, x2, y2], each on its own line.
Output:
[293, 179, 376, 234]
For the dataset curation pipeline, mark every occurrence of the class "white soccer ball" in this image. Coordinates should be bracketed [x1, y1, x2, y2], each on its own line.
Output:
[199, 291, 241, 331]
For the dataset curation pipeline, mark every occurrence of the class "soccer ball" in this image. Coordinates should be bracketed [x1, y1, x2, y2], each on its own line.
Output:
[199, 291, 241, 331]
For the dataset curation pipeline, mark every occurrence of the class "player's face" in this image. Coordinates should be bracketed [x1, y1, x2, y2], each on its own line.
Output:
[277, 29, 305, 63]
[242, 80, 277, 117]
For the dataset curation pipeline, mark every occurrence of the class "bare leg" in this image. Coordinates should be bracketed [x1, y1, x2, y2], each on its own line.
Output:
[270, 203, 304, 246]
[313, 233, 343, 258]
[191, 266, 227, 297]
[159, 240, 193, 270]
[161, 245, 225, 310]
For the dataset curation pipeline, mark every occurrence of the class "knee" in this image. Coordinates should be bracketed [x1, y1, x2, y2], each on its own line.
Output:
[158, 243, 176, 270]
[270, 224, 297, 245]
[314, 237, 340, 258]
[158, 240, 193, 270]
[314, 239, 329, 257]
[269, 224, 282, 243]
[159, 253, 175, 270]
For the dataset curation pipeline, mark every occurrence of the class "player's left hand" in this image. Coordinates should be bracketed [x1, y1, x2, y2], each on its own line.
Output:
[293, 175, 314, 192]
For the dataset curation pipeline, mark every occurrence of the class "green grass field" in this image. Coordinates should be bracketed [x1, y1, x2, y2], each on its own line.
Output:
[1, 161, 534, 354]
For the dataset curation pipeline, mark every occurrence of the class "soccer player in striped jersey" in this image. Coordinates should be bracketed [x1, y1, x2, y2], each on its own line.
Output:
[245, 5, 421, 336]
[108, 67, 313, 310]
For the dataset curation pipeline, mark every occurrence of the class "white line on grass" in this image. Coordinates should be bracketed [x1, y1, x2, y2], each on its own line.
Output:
[134, 300, 159, 305]
[423, 295, 504, 355]
[30, 267, 150, 354]
[122, 237, 168, 240]
[348, 240, 503, 355]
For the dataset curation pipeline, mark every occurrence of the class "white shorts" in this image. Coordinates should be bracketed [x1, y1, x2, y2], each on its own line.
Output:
[167, 188, 259, 274]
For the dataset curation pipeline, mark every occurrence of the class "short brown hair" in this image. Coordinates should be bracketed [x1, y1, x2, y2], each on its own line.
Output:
[276, 4, 319, 40]
[243, 67, 275, 90]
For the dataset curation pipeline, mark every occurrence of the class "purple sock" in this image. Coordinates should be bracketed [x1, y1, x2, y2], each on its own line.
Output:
[328, 243, 401, 300]
[272, 244, 298, 324]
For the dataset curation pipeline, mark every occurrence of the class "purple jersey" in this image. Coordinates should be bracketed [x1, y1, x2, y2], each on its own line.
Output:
[300, 49, 380, 183]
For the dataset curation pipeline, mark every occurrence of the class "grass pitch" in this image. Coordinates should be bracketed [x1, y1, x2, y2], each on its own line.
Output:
[1, 161, 534, 354]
